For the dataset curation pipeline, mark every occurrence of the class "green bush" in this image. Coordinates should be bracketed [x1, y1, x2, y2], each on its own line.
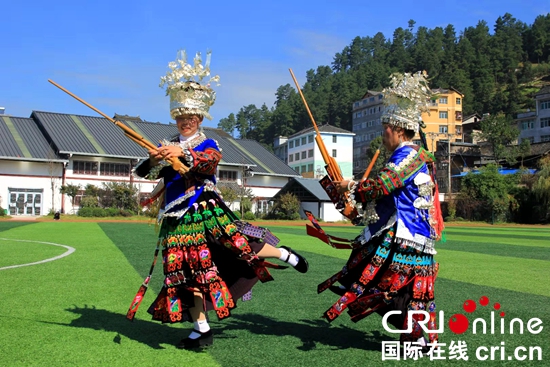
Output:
[106, 208, 119, 217]
[80, 196, 99, 208]
[243, 211, 255, 220]
[92, 208, 106, 217]
[119, 209, 135, 217]
[78, 207, 94, 217]
[0, 206, 5, 217]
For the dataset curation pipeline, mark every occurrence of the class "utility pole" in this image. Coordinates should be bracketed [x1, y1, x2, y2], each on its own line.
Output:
[427, 132, 438, 152]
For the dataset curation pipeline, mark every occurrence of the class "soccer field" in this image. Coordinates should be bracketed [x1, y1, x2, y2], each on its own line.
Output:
[0, 221, 548, 366]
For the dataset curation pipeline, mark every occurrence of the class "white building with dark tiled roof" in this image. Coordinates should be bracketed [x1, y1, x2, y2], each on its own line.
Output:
[0, 111, 300, 216]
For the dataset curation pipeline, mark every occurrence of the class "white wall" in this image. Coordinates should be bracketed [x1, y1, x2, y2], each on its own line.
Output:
[299, 201, 346, 222]
[0, 157, 293, 216]
[0, 160, 64, 215]
[320, 202, 347, 222]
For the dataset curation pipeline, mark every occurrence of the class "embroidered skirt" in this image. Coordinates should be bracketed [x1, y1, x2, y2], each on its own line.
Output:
[319, 225, 439, 342]
[147, 192, 274, 323]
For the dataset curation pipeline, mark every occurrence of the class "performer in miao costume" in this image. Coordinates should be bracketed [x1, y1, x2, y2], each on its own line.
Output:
[308, 71, 444, 351]
[127, 50, 309, 349]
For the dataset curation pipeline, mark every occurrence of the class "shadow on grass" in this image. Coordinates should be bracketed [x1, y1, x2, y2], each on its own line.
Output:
[215, 313, 385, 352]
[44, 305, 386, 353]
[42, 305, 207, 352]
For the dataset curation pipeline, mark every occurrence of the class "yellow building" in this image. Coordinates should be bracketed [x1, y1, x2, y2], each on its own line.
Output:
[420, 87, 464, 152]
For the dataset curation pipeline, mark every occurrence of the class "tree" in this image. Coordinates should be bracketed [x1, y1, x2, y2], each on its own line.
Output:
[456, 164, 520, 222]
[60, 184, 81, 213]
[388, 27, 413, 71]
[524, 13, 550, 63]
[218, 113, 237, 137]
[101, 182, 139, 212]
[219, 186, 238, 209]
[475, 113, 520, 165]
[269, 84, 298, 138]
[516, 139, 532, 167]
[80, 184, 100, 208]
[532, 156, 550, 222]
[269, 192, 301, 220]
[47, 143, 60, 214]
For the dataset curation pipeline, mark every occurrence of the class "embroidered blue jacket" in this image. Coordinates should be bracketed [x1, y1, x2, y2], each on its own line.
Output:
[354, 143, 439, 254]
[134, 133, 222, 218]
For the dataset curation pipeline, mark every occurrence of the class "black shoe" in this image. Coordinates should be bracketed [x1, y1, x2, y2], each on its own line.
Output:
[328, 285, 347, 296]
[176, 329, 213, 349]
[281, 246, 309, 273]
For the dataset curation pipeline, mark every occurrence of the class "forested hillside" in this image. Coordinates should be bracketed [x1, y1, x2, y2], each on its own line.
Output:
[218, 13, 550, 150]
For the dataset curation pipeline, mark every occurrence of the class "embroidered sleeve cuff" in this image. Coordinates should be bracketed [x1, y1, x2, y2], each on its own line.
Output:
[188, 148, 222, 175]
[356, 178, 385, 202]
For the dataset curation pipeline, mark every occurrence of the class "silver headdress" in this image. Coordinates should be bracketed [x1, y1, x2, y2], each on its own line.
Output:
[381, 71, 432, 133]
[160, 50, 221, 120]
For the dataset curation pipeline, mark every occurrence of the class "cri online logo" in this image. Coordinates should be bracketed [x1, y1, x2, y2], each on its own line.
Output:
[382, 295, 543, 335]
[449, 295, 503, 334]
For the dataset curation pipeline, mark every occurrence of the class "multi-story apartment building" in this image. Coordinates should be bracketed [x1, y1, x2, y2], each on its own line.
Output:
[421, 87, 465, 151]
[351, 91, 385, 176]
[516, 86, 550, 144]
[273, 136, 288, 164]
[281, 124, 355, 180]
[351, 88, 464, 174]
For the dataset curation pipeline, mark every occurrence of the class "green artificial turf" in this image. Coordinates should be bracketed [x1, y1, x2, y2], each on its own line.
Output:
[0, 221, 548, 366]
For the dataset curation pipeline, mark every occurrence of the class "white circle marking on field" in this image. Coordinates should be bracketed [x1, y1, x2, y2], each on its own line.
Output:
[0, 238, 76, 270]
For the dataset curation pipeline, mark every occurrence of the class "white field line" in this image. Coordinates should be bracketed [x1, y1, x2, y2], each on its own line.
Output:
[0, 238, 76, 270]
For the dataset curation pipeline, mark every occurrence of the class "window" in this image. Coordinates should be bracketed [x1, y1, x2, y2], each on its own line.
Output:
[218, 170, 237, 181]
[73, 189, 86, 207]
[301, 151, 307, 159]
[439, 97, 448, 104]
[439, 125, 448, 134]
[100, 162, 130, 176]
[295, 139, 300, 147]
[307, 164, 313, 172]
[73, 161, 98, 175]
[294, 167, 300, 174]
[370, 97, 375, 102]
[456, 126, 462, 134]
[289, 140, 293, 149]
[289, 155, 293, 162]
[293, 153, 299, 161]
[439, 111, 448, 119]
[301, 137, 306, 145]
[455, 111, 462, 121]
[541, 100, 550, 110]
[541, 135, 550, 142]
[332, 135, 337, 143]
[332, 149, 337, 158]
[541, 117, 550, 128]
[456, 98, 461, 105]
[301, 165, 307, 173]
[308, 149, 313, 158]
[522, 120, 535, 130]
[308, 135, 314, 143]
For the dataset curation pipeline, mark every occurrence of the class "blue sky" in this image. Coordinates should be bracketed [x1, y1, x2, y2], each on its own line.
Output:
[2, 0, 548, 129]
